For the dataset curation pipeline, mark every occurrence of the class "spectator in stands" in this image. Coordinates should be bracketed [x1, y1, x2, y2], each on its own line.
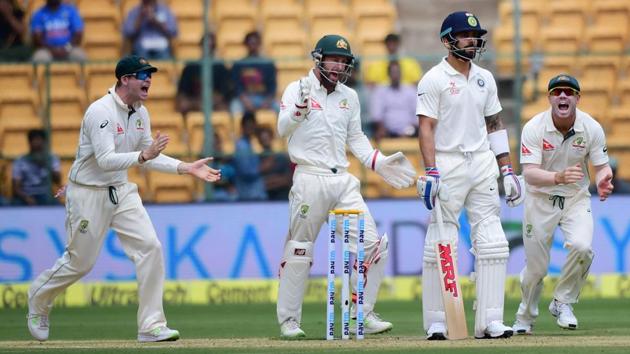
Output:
[233, 111, 267, 200]
[210, 132, 237, 202]
[123, 0, 177, 59]
[589, 157, 630, 194]
[30, 0, 86, 63]
[257, 126, 292, 200]
[11, 129, 61, 205]
[176, 32, 231, 121]
[0, 0, 31, 61]
[230, 31, 278, 115]
[369, 61, 418, 142]
[364, 33, 422, 86]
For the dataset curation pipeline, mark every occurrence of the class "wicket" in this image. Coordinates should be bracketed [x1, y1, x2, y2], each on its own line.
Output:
[327, 209, 365, 340]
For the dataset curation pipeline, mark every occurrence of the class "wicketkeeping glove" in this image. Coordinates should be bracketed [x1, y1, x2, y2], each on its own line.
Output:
[371, 150, 416, 189]
[292, 77, 311, 122]
[501, 164, 525, 207]
[417, 167, 449, 210]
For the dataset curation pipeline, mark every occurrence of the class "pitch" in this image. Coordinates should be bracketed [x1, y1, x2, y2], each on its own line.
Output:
[2, 299, 629, 353]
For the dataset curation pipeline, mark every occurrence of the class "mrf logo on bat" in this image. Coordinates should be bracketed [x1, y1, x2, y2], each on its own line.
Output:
[437, 243, 458, 297]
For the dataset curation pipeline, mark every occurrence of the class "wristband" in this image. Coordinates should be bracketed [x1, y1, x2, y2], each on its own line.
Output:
[500, 164, 514, 176]
[425, 166, 439, 177]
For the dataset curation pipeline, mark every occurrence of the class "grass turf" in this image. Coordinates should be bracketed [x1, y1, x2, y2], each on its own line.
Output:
[1, 298, 629, 353]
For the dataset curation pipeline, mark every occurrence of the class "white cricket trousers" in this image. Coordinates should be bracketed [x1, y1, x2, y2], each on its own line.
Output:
[28, 182, 168, 333]
[516, 190, 594, 323]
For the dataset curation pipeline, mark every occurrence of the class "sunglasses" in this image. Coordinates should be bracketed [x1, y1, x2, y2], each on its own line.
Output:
[549, 87, 579, 97]
[126, 70, 152, 81]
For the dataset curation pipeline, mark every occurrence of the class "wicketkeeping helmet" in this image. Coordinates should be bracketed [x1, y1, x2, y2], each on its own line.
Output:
[440, 11, 487, 61]
[311, 34, 355, 84]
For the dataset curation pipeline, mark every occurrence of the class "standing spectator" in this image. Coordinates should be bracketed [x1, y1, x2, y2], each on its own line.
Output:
[0, 0, 31, 61]
[364, 33, 422, 86]
[12, 129, 61, 206]
[369, 61, 418, 142]
[210, 132, 237, 202]
[230, 31, 278, 115]
[30, 0, 86, 63]
[123, 0, 177, 59]
[233, 111, 267, 200]
[257, 126, 292, 200]
[176, 32, 231, 119]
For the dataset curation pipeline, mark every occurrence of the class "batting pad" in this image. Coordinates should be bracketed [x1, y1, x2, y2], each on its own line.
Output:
[422, 261, 447, 330]
[473, 240, 509, 338]
[352, 234, 389, 315]
[277, 240, 313, 325]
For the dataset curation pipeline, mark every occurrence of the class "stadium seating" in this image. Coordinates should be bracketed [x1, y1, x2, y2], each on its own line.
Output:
[147, 170, 195, 203]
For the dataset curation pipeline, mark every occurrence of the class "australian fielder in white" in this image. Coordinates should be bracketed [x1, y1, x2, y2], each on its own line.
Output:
[416, 11, 524, 340]
[27, 55, 221, 342]
[513, 74, 613, 334]
[276, 34, 416, 339]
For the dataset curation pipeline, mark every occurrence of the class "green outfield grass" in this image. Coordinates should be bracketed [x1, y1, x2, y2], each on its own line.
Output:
[1, 298, 629, 353]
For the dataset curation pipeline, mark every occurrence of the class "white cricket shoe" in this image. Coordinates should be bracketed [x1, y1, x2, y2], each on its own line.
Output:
[137, 326, 180, 342]
[280, 319, 306, 339]
[350, 311, 393, 335]
[513, 319, 533, 335]
[476, 320, 514, 339]
[27, 313, 49, 341]
[549, 299, 578, 330]
[426, 322, 447, 340]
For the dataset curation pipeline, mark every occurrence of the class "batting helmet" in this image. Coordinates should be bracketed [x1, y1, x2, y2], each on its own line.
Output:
[311, 34, 355, 85]
[440, 11, 487, 61]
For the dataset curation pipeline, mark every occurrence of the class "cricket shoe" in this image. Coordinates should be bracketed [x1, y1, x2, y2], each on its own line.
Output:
[280, 319, 306, 339]
[513, 319, 533, 335]
[350, 311, 393, 335]
[138, 326, 180, 342]
[27, 313, 49, 341]
[549, 299, 578, 330]
[426, 322, 447, 340]
[476, 320, 513, 339]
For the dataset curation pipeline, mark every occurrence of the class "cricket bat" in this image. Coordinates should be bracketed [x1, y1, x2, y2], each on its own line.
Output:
[433, 198, 468, 340]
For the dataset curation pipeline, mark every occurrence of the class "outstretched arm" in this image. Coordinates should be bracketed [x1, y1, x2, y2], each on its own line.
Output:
[177, 157, 221, 182]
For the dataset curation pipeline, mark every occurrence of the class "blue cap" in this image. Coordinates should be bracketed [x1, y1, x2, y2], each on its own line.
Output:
[548, 74, 580, 93]
[440, 11, 487, 38]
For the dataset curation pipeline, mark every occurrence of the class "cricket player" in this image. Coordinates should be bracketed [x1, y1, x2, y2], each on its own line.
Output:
[513, 74, 613, 334]
[416, 11, 524, 340]
[276, 34, 416, 338]
[27, 55, 221, 342]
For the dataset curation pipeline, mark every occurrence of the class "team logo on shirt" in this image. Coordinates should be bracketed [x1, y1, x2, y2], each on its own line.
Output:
[339, 99, 349, 110]
[572, 136, 586, 150]
[79, 220, 89, 234]
[542, 139, 555, 151]
[135, 118, 144, 131]
[116, 123, 124, 134]
[448, 81, 460, 95]
[525, 224, 533, 238]
[299, 204, 310, 219]
[521, 143, 532, 156]
[477, 78, 485, 87]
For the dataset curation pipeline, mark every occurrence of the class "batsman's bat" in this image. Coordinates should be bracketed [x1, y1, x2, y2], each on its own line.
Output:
[434, 198, 467, 340]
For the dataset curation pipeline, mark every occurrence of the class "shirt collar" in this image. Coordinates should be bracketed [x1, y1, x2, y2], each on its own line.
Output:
[439, 56, 480, 79]
[108, 85, 141, 112]
[544, 109, 584, 133]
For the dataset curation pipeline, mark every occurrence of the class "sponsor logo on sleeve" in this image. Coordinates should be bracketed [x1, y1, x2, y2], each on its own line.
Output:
[100, 120, 109, 128]
[521, 143, 532, 156]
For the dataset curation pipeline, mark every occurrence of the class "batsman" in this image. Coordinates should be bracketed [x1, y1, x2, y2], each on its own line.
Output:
[415, 11, 524, 340]
[275, 34, 416, 338]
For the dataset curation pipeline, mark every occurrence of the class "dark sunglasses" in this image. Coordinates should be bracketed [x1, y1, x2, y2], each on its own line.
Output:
[126, 70, 152, 80]
[549, 87, 579, 97]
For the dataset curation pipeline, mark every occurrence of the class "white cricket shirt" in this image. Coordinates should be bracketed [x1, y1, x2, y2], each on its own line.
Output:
[520, 108, 609, 196]
[416, 57, 502, 153]
[278, 69, 374, 171]
[69, 85, 180, 187]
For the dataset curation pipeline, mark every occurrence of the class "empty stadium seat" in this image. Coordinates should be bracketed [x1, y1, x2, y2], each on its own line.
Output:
[276, 60, 312, 99]
[578, 56, 620, 93]
[147, 170, 195, 203]
[186, 111, 234, 155]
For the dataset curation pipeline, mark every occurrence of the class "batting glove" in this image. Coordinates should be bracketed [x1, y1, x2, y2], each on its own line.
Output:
[417, 167, 449, 210]
[292, 77, 311, 122]
[501, 164, 525, 207]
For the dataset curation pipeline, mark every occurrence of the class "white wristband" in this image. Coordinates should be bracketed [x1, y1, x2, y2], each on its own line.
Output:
[488, 129, 510, 156]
